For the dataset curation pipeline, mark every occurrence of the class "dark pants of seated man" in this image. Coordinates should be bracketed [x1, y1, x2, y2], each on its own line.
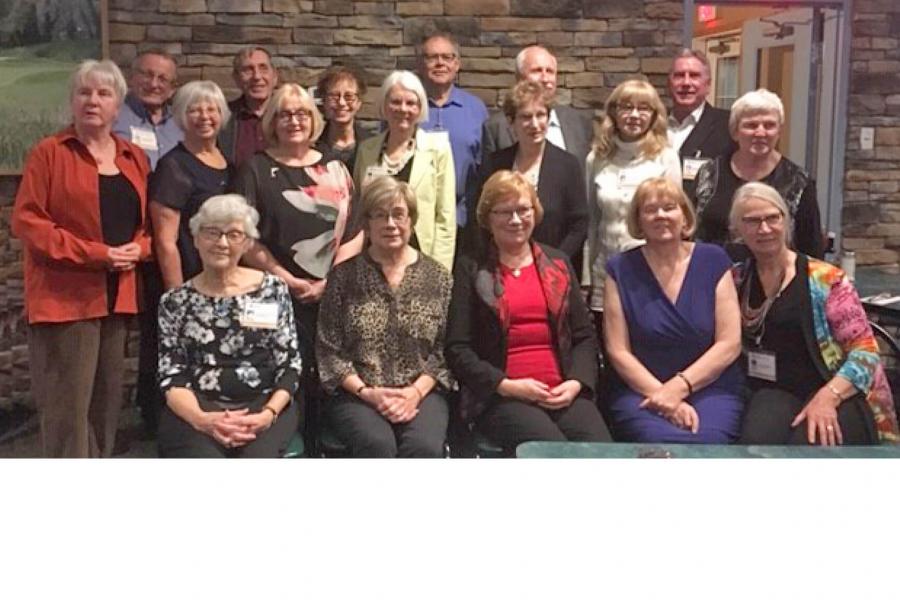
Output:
[739, 388, 877, 445]
[477, 395, 612, 452]
[328, 390, 449, 458]
[158, 396, 301, 458]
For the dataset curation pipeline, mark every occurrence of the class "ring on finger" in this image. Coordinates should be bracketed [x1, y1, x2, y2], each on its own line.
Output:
[826, 424, 835, 431]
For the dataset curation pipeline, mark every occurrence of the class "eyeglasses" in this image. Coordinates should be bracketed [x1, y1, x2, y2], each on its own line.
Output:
[135, 68, 175, 87]
[277, 109, 313, 123]
[490, 206, 534, 221]
[368, 209, 410, 223]
[741, 214, 784, 229]
[616, 103, 654, 116]
[198, 227, 248, 244]
[325, 92, 360, 104]
[423, 53, 458, 64]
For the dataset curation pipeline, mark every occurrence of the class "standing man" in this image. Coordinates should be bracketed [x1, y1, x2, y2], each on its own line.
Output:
[666, 48, 736, 199]
[219, 46, 279, 168]
[481, 45, 593, 167]
[113, 49, 182, 170]
[417, 32, 488, 233]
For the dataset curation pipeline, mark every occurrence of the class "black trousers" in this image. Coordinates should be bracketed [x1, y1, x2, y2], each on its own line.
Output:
[739, 387, 877, 445]
[477, 396, 612, 452]
[328, 390, 449, 458]
[158, 397, 300, 458]
[136, 262, 165, 434]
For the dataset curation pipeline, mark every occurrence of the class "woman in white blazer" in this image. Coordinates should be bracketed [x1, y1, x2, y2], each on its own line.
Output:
[353, 70, 456, 271]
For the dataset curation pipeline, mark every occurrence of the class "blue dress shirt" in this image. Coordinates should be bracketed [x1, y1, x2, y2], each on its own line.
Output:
[113, 93, 183, 170]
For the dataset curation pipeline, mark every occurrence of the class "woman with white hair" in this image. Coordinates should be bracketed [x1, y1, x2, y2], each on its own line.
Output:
[694, 88, 824, 259]
[12, 59, 151, 457]
[730, 182, 898, 445]
[151, 80, 233, 291]
[353, 70, 456, 270]
[157, 194, 302, 457]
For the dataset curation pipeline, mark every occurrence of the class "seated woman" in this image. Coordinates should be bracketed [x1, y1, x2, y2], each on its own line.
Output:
[157, 194, 302, 458]
[316, 175, 452, 457]
[604, 177, 743, 443]
[446, 170, 611, 453]
[732, 182, 899, 445]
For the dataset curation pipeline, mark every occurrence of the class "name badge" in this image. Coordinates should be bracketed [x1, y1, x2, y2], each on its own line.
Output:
[747, 349, 777, 382]
[365, 165, 390, 184]
[682, 157, 709, 181]
[239, 301, 279, 329]
[130, 126, 159, 152]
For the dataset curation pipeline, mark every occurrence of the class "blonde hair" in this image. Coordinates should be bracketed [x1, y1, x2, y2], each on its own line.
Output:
[476, 170, 543, 230]
[593, 79, 668, 161]
[502, 80, 552, 122]
[261, 83, 325, 147]
[626, 177, 697, 240]
[361, 175, 418, 226]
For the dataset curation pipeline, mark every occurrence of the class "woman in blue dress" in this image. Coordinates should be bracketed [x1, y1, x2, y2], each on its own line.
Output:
[603, 177, 744, 443]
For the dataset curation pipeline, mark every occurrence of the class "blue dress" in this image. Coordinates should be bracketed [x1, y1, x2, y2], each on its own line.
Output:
[606, 243, 743, 443]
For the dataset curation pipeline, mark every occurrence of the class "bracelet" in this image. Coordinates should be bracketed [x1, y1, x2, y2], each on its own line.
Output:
[412, 386, 424, 402]
[262, 405, 278, 424]
[355, 384, 369, 398]
[676, 372, 694, 396]
[826, 383, 843, 403]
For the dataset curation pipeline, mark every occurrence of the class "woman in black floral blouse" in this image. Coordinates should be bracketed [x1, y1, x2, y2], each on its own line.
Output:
[316, 175, 452, 457]
[157, 194, 302, 458]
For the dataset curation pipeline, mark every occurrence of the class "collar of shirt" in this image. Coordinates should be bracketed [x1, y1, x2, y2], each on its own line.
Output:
[548, 108, 562, 129]
[428, 84, 463, 109]
[668, 102, 706, 131]
[124, 92, 172, 124]
[231, 95, 264, 119]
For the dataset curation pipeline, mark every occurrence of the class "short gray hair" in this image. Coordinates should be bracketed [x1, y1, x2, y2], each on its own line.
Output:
[417, 31, 460, 58]
[670, 48, 711, 79]
[171, 80, 231, 133]
[729, 88, 785, 137]
[376, 70, 429, 124]
[514, 45, 556, 78]
[189, 194, 260, 240]
[361, 175, 418, 226]
[130, 49, 177, 74]
[70, 59, 127, 105]
[729, 182, 793, 246]
[232, 46, 273, 74]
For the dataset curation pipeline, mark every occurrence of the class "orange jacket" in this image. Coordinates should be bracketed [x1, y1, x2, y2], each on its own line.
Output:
[12, 127, 152, 324]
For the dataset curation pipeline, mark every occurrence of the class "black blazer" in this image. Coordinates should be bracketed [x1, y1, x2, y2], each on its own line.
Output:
[677, 102, 736, 200]
[445, 243, 598, 422]
[481, 105, 594, 167]
[465, 143, 587, 272]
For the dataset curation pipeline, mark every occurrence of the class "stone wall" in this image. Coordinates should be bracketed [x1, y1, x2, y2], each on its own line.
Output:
[843, 0, 900, 267]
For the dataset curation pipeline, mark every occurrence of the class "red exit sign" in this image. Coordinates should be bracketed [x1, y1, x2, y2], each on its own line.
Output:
[698, 5, 717, 22]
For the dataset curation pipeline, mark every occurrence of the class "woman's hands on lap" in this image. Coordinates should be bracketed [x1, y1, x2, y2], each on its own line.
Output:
[193, 408, 276, 448]
[361, 386, 420, 424]
[639, 377, 689, 416]
[536, 380, 582, 410]
[668, 402, 699, 433]
[498, 378, 551, 404]
[792, 389, 843, 446]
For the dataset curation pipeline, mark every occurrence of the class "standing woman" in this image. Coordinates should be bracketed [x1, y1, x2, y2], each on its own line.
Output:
[317, 176, 453, 457]
[586, 79, 682, 312]
[353, 70, 456, 271]
[12, 60, 151, 457]
[694, 88, 824, 259]
[151, 80, 233, 291]
[469, 80, 586, 270]
[315, 65, 370, 173]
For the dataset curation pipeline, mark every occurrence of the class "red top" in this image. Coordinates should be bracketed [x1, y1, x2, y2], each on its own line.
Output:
[502, 263, 563, 387]
[12, 127, 152, 324]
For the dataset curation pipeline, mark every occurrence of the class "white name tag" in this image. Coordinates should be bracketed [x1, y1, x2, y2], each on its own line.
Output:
[239, 301, 279, 329]
[682, 157, 709, 181]
[365, 165, 390, 184]
[747, 349, 777, 382]
[130, 126, 159, 151]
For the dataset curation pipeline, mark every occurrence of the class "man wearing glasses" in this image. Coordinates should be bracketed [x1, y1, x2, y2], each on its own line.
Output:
[219, 46, 279, 168]
[113, 49, 182, 170]
[417, 32, 488, 235]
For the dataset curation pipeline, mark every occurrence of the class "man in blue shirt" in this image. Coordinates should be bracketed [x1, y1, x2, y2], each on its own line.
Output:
[112, 49, 183, 170]
[417, 32, 488, 231]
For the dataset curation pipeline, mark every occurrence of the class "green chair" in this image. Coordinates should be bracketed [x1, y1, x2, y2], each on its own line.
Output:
[283, 432, 305, 458]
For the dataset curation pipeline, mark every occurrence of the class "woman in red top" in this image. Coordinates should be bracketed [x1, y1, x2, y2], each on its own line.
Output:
[12, 60, 151, 457]
[446, 170, 611, 453]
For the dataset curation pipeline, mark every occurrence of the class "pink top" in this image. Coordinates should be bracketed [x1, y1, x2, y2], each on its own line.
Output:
[502, 263, 563, 387]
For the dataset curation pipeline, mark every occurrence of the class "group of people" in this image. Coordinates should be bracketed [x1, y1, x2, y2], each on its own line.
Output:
[11, 35, 899, 458]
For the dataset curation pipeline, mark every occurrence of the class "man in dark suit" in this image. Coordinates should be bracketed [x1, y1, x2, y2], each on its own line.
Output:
[667, 49, 736, 200]
[481, 45, 593, 167]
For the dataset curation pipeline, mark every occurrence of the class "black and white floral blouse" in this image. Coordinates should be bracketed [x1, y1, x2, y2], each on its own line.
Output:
[158, 272, 303, 406]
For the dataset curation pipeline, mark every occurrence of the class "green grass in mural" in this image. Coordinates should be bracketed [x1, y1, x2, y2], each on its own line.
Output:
[0, 40, 100, 172]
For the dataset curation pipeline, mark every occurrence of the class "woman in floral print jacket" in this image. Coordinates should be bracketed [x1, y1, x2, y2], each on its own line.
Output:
[157, 194, 302, 458]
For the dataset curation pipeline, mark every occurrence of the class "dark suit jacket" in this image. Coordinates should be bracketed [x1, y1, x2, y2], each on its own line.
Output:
[676, 102, 736, 200]
[445, 243, 598, 422]
[481, 105, 594, 168]
[464, 143, 587, 273]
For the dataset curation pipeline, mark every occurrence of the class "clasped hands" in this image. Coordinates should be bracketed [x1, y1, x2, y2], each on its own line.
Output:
[197, 408, 274, 448]
[285, 275, 326, 303]
[107, 242, 141, 272]
[639, 377, 699, 434]
[361, 386, 422, 424]
[500, 378, 582, 410]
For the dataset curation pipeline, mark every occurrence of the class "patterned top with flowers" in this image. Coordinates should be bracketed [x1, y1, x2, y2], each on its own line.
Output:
[158, 273, 303, 406]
